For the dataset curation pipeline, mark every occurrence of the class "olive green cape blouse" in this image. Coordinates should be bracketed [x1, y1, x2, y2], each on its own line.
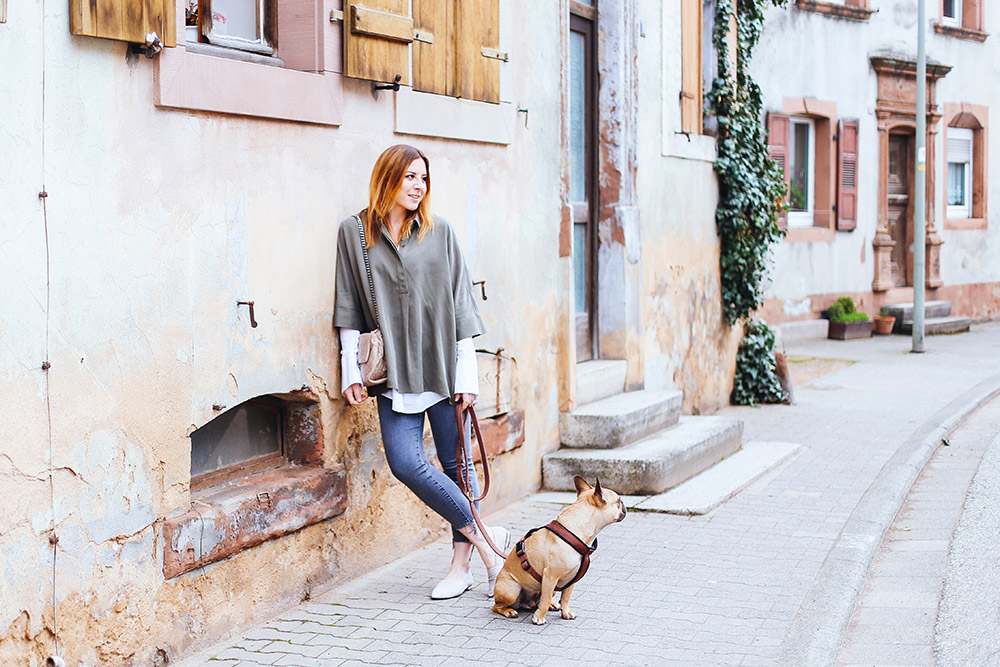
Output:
[333, 214, 486, 397]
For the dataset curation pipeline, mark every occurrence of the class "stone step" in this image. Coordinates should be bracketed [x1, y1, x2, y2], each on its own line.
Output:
[881, 300, 952, 323]
[575, 359, 627, 406]
[559, 389, 682, 450]
[897, 316, 971, 336]
[634, 441, 802, 515]
[543, 415, 743, 495]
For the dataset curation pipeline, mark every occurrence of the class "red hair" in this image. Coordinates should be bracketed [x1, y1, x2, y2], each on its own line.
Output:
[361, 144, 433, 247]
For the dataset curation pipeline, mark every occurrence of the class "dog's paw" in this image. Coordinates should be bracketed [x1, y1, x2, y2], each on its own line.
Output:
[492, 605, 518, 618]
[561, 610, 577, 620]
[531, 613, 547, 626]
[548, 601, 561, 611]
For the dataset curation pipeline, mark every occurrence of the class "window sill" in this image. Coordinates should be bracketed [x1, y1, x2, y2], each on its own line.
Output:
[944, 217, 987, 230]
[394, 87, 513, 145]
[783, 226, 837, 243]
[933, 23, 989, 42]
[162, 464, 347, 579]
[183, 41, 285, 67]
[155, 46, 343, 126]
[663, 132, 717, 163]
[794, 0, 875, 21]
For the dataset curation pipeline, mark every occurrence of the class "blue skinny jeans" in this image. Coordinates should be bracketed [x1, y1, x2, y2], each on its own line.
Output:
[376, 396, 480, 543]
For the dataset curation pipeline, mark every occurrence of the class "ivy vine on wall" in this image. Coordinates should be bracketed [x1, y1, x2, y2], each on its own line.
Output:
[707, 0, 790, 405]
[707, 0, 788, 326]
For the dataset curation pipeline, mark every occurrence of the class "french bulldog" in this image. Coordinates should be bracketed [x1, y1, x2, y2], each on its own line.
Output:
[492, 476, 626, 625]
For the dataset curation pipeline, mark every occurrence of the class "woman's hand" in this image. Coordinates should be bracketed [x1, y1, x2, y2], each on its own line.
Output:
[455, 393, 477, 412]
[343, 383, 366, 405]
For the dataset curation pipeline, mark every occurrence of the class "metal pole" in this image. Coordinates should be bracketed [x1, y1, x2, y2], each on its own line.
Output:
[912, 0, 927, 352]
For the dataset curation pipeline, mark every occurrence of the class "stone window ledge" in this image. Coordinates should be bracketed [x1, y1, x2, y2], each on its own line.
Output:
[795, 0, 875, 21]
[944, 217, 987, 230]
[784, 226, 837, 243]
[162, 465, 347, 579]
[933, 23, 989, 42]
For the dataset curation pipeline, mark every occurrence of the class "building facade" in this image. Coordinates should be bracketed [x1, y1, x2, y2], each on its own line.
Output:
[754, 0, 1000, 324]
[1, 1, 739, 663]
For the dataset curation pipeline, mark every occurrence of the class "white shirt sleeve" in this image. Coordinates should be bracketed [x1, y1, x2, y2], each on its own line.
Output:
[339, 328, 363, 393]
[453, 337, 479, 396]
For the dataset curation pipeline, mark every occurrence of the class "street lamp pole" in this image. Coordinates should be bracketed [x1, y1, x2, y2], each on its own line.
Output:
[912, 0, 927, 352]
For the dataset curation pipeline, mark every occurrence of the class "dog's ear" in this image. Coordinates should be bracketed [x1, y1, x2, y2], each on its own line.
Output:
[574, 476, 593, 495]
[592, 478, 607, 507]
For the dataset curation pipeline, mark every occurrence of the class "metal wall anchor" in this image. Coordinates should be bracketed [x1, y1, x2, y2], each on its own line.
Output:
[473, 280, 488, 301]
[238, 301, 258, 327]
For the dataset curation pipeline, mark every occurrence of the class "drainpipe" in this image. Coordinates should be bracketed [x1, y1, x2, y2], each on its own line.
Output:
[912, 0, 927, 353]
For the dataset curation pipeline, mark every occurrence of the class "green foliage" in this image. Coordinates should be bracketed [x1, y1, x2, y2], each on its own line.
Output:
[827, 296, 869, 322]
[731, 320, 788, 406]
[707, 0, 790, 326]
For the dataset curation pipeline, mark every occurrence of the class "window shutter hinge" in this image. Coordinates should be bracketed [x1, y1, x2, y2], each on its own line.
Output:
[414, 29, 434, 44]
[329, 9, 344, 22]
[481, 47, 508, 62]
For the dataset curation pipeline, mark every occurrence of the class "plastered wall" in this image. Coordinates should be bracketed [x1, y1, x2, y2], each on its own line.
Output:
[0, 1, 735, 663]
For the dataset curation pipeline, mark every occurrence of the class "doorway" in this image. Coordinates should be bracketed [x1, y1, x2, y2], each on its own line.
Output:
[569, 2, 598, 361]
[887, 133, 914, 287]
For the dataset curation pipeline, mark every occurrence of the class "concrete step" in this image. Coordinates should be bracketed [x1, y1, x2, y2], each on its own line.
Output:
[881, 300, 952, 324]
[575, 359, 627, 406]
[559, 389, 682, 450]
[897, 315, 971, 336]
[543, 415, 743, 495]
[635, 441, 801, 515]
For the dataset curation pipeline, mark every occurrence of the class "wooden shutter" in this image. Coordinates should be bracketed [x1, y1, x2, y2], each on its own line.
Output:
[69, 0, 177, 47]
[413, 0, 455, 96]
[837, 118, 859, 231]
[342, 0, 412, 85]
[767, 112, 790, 228]
[680, 0, 702, 133]
[455, 0, 501, 104]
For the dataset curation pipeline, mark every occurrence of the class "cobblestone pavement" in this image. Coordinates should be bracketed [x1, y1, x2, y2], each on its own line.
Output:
[179, 323, 1000, 667]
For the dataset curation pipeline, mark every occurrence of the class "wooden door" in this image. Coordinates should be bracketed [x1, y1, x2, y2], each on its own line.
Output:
[569, 6, 597, 362]
[887, 134, 912, 288]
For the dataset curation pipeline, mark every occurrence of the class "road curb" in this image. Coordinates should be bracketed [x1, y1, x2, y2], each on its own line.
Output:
[775, 372, 1000, 667]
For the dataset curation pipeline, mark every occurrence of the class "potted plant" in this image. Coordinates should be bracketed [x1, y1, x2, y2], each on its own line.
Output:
[873, 307, 896, 335]
[826, 296, 873, 340]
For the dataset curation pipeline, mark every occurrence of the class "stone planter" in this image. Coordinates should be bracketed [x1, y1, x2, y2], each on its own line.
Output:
[873, 315, 896, 335]
[828, 320, 873, 340]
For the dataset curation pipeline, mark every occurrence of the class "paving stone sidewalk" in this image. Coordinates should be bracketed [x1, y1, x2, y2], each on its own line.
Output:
[179, 323, 1000, 667]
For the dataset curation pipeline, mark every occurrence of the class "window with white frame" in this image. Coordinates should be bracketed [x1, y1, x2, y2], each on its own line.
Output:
[942, 0, 961, 26]
[788, 116, 816, 228]
[947, 127, 974, 219]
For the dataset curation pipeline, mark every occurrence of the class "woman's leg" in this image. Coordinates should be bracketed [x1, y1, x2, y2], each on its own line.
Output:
[376, 396, 477, 559]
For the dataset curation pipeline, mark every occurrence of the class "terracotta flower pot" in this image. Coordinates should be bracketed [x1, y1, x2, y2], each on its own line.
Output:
[873, 315, 896, 335]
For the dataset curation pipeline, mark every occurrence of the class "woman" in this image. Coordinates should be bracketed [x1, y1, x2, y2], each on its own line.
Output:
[334, 144, 510, 600]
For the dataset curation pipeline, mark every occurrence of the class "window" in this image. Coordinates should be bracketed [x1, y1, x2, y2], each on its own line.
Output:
[947, 127, 973, 218]
[788, 117, 816, 228]
[942, 0, 961, 26]
[942, 103, 988, 229]
[934, 0, 987, 40]
[190, 396, 284, 490]
[190, 0, 278, 56]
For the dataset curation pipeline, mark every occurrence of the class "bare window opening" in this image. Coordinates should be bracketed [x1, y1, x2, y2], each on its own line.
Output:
[191, 396, 284, 491]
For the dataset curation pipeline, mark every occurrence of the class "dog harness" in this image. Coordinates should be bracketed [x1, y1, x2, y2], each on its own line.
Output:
[515, 521, 597, 591]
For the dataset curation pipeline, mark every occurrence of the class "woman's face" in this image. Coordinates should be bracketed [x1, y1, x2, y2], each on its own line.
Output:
[393, 158, 428, 213]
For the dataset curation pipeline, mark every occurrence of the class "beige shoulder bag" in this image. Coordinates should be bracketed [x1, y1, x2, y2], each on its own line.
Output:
[356, 215, 387, 386]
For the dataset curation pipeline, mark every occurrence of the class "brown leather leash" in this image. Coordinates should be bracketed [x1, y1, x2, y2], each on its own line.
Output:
[515, 521, 597, 591]
[454, 403, 508, 559]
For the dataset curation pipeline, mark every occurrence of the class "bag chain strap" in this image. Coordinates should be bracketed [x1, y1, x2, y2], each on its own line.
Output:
[356, 215, 380, 328]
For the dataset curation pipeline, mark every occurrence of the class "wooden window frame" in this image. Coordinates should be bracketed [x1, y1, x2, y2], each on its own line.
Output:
[195, 0, 278, 56]
[942, 103, 988, 230]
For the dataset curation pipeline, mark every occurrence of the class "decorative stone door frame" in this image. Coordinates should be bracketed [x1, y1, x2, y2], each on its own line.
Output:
[870, 56, 951, 291]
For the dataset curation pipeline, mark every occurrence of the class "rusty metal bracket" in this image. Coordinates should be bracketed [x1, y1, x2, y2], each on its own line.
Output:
[473, 280, 488, 301]
[237, 300, 258, 328]
[372, 73, 402, 92]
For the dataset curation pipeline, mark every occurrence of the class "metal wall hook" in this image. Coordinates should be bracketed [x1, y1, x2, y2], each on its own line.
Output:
[372, 74, 402, 92]
[237, 301, 258, 328]
[473, 280, 488, 301]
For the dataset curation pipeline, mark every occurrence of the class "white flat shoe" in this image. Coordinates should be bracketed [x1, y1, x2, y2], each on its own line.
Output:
[430, 571, 474, 600]
[485, 526, 513, 597]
